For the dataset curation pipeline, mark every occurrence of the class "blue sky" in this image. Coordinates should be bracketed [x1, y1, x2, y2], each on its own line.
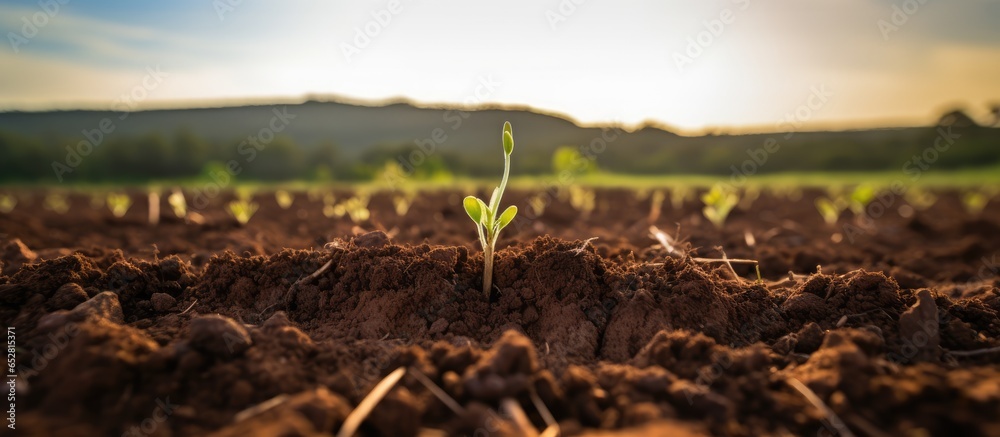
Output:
[1, 0, 999, 132]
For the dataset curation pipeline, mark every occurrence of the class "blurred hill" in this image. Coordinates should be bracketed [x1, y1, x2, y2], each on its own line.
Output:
[1, 100, 998, 183]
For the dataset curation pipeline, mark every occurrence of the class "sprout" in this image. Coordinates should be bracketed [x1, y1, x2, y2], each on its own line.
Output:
[235, 186, 255, 201]
[227, 199, 259, 225]
[464, 121, 519, 297]
[815, 196, 848, 226]
[903, 187, 937, 210]
[0, 194, 16, 213]
[167, 189, 187, 218]
[962, 190, 989, 216]
[107, 193, 133, 218]
[701, 184, 738, 229]
[393, 191, 415, 216]
[568, 186, 595, 219]
[527, 193, 548, 217]
[671, 185, 693, 210]
[44, 193, 69, 214]
[275, 190, 295, 209]
[848, 185, 876, 215]
[322, 193, 338, 218]
[737, 185, 760, 211]
[343, 194, 370, 223]
[648, 189, 665, 223]
[148, 189, 160, 225]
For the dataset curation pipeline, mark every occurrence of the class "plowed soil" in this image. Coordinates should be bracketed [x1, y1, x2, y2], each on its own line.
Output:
[2, 187, 999, 436]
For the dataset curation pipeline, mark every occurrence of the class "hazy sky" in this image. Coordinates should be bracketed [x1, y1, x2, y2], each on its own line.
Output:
[1, 0, 999, 133]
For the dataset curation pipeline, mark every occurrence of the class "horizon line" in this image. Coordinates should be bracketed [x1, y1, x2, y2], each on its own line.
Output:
[0, 93, 986, 137]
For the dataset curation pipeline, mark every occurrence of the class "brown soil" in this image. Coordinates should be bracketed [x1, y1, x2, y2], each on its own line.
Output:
[1, 187, 999, 436]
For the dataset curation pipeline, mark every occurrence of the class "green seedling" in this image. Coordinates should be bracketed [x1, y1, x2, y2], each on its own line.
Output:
[634, 188, 650, 202]
[648, 190, 665, 223]
[393, 190, 415, 216]
[701, 184, 738, 229]
[737, 185, 760, 211]
[962, 190, 989, 215]
[148, 189, 160, 225]
[527, 193, 548, 217]
[235, 186, 255, 201]
[227, 199, 259, 225]
[671, 185, 693, 210]
[275, 190, 294, 209]
[343, 194, 371, 223]
[815, 196, 848, 226]
[107, 193, 133, 218]
[44, 193, 69, 214]
[904, 187, 937, 210]
[464, 121, 519, 297]
[568, 185, 596, 219]
[0, 194, 16, 213]
[848, 185, 876, 215]
[168, 189, 187, 218]
[322, 193, 338, 218]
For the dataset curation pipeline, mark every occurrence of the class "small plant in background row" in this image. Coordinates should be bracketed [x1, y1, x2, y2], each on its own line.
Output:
[342, 194, 371, 223]
[671, 185, 692, 210]
[275, 190, 295, 209]
[393, 190, 415, 216]
[815, 196, 848, 226]
[168, 189, 187, 218]
[903, 187, 937, 210]
[962, 189, 990, 216]
[0, 194, 16, 213]
[107, 193, 133, 218]
[227, 199, 259, 225]
[648, 189, 665, 223]
[568, 185, 596, 219]
[148, 188, 161, 225]
[848, 185, 876, 216]
[322, 193, 338, 218]
[737, 185, 760, 211]
[701, 184, 738, 229]
[769, 184, 803, 202]
[44, 193, 69, 214]
[527, 193, 548, 217]
[464, 121, 519, 297]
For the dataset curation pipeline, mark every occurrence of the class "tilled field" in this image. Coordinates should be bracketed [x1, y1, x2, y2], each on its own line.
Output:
[2, 187, 999, 436]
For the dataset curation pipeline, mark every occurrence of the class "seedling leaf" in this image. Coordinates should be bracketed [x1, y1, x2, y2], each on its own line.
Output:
[464, 196, 483, 223]
[496, 205, 518, 231]
[503, 130, 514, 155]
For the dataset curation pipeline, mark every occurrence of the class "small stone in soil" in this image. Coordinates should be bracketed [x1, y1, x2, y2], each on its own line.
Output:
[189, 314, 253, 357]
[353, 230, 390, 248]
[49, 283, 89, 310]
[150, 293, 177, 312]
[70, 291, 124, 324]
